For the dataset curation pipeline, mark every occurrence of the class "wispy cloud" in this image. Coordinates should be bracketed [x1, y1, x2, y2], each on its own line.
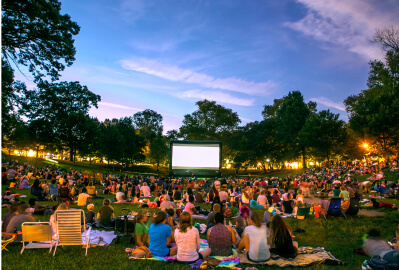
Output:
[284, 0, 399, 60]
[120, 58, 278, 96]
[99, 102, 182, 119]
[310, 97, 346, 111]
[240, 117, 254, 123]
[179, 89, 255, 106]
[100, 102, 143, 112]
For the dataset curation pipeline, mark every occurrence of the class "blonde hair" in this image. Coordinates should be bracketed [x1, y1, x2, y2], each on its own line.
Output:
[57, 203, 68, 210]
[87, 204, 94, 211]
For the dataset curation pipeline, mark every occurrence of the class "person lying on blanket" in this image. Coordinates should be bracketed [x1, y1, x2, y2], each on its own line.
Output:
[174, 211, 211, 264]
[363, 228, 399, 264]
[237, 212, 270, 263]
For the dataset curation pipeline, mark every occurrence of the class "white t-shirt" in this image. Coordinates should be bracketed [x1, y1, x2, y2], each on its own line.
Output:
[77, 193, 91, 206]
[174, 227, 200, 262]
[243, 225, 270, 262]
[116, 191, 125, 201]
[140, 186, 151, 197]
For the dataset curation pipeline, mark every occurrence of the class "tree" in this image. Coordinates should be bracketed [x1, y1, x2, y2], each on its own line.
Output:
[118, 117, 146, 165]
[301, 110, 347, 165]
[373, 26, 399, 52]
[345, 30, 399, 158]
[133, 109, 163, 142]
[179, 99, 241, 140]
[77, 117, 101, 165]
[22, 81, 101, 161]
[2, 0, 80, 81]
[1, 60, 27, 140]
[99, 121, 124, 168]
[149, 133, 169, 172]
[267, 91, 314, 168]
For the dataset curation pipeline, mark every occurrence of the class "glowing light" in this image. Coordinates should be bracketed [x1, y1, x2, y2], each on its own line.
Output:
[14, 150, 19, 154]
[257, 162, 262, 167]
[227, 164, 231, 169]
[363, 143, 368, 149]
[27, 150, 35, 157]
[266, 159, 270, 162]
[310, 162, 314, 165]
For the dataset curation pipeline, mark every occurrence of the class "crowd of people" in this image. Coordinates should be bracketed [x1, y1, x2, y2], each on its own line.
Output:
[2, 158, 399, 264]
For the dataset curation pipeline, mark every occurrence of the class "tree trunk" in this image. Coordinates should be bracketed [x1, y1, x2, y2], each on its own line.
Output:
[302, 147, 307, 169]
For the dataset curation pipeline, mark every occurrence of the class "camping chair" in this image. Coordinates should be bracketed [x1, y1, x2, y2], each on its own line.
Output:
[326, 197, 347, 220]
[346, 198, 361, 219]
[21, 222, 54, 254]
[53, 209, 91, 256]
[2, 230, 22, 251]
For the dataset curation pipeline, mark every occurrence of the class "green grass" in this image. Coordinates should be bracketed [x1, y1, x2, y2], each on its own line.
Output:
[2, 156, 399, 269]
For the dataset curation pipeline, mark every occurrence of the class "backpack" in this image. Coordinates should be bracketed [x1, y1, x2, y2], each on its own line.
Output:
[128, 246, 152, 258]
[364, 256, 399, 270]
[223, 207, 233, 218]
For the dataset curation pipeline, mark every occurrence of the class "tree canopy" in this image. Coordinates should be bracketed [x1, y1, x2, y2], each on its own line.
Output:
[2, 0, 80, 81]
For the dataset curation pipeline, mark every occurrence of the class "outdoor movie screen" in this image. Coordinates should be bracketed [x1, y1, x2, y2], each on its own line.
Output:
[171, 141, 221, 170]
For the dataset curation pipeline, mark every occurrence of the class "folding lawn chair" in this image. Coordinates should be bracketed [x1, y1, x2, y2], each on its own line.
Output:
[21, 222, 54, 254]
[53, 209, 91, 256]
[326, 197, 347, 220]
[346, 198, 361, 219]
[2, 230, 22, 251]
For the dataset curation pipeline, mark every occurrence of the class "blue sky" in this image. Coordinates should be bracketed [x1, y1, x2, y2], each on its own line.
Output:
[16, 0, 399, 132]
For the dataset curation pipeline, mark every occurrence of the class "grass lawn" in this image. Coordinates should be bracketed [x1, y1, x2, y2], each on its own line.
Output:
[2, 156, 399, 269]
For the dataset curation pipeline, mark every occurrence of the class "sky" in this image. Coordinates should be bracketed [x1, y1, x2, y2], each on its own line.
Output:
[15, 0, 399, 133]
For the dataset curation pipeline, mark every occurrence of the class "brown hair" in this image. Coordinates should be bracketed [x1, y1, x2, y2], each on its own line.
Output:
[213, 203, 221, 212]
[250, 212, 262, 227]
[270, 215, 293, 248]
[178, 211, 193, 233]
[153, 211, 167, 224]
[136, 209, 148, 223]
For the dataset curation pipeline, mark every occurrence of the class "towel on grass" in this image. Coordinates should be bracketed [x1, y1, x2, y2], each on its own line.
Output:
[239, 246, 345, 267]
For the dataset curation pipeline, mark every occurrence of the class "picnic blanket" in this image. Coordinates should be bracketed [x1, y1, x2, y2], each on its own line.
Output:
[129, 239, 240, 268]
[81, 230, 117, 246]
[239, 246, 345, 267]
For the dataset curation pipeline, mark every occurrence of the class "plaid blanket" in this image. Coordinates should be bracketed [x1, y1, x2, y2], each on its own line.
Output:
[239, 246, 345, 267]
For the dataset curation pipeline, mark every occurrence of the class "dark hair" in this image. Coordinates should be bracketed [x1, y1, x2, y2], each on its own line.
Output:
[214, 212, 224, 224]
[28, 198, 36, 206]
[189, 195, 195, 203]
[103, 199, 110, 206]
[82, 187, 87, 193]
[153, 211, 167, 224]
[10, 203, 19, 213]
[368, 229, 381, 238]
[32, 179, 40, 188]
[166, 208, 175, 217]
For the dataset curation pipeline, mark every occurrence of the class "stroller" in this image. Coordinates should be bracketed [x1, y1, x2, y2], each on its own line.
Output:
[346, 198, 361, 219]
[326, 197, 346, 219]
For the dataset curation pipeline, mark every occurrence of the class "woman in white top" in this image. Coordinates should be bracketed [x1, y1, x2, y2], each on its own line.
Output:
[241, 187, 251, 204]
[174, 211, 211, 263]
[237, 212, 270, 262]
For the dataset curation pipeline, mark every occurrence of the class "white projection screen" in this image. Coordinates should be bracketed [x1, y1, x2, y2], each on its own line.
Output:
[170, 141, 222, 176]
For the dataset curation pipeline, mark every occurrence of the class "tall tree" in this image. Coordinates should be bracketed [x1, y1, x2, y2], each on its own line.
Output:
[301, 110, 347, 165]
[270, 91, 314, 168]
[179, 99, 241, 140]
[22, 81, 100, 160]
[149, 133, 169, 172]
[133, 109, 163, 142]
[345, 29, 399, 158]
[2, 0, 80, 81]
[118, 117, 146, 165]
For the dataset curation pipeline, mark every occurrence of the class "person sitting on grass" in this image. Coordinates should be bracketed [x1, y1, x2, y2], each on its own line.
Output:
[85, 204, 96, 225]
[28, 198, 51, 215]
[236, 205, 250, 237]
[160, 195, 177, 210]
[86, 182, 97, 198]
[257, 189, 268, 209]
[2, 203, 19, 232]
[6, 203, 35, 242]
[339, 186, 349, 200]
[135, 209, 150, 247]
[207, 212, 237, 256]
[272, 189, 281, 207]
[140, 182, 151, 197]
[250, 199, 264, 209]
[282, 193, 296, 214]
[77, 187, 92, 206]
[175, 211, 211, 264]
[148, 211, 177, 257]
[238, 212, 270, 262]
[97, 199, 115, 228]
[269, 214, 298, 258]
[363, 228, 399, 264]
[206, 203, 221, 228]
[116, 187, 127, 203]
